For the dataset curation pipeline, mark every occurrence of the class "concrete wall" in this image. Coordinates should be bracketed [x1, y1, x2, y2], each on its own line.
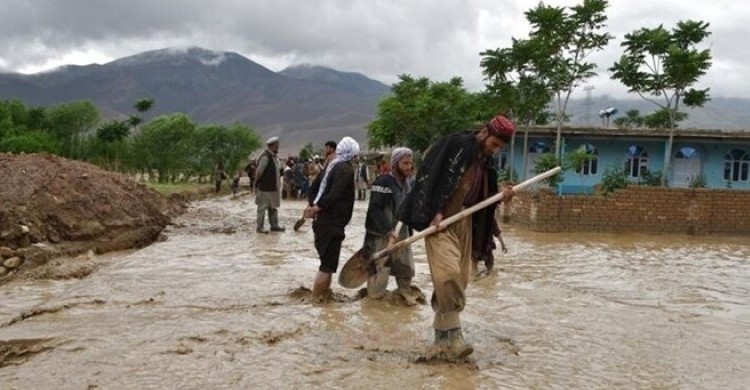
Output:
[501, 186, 750, 235]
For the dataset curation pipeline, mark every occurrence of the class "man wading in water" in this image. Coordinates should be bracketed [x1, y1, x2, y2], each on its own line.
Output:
[363, 147, 425, 305]
[255, 137, 285, 234]
[305, 137, 359, 301]
[399, 115, 516, 359]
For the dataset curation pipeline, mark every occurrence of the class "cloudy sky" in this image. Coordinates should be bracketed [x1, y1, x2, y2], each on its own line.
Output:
[0, 0, 747, 99]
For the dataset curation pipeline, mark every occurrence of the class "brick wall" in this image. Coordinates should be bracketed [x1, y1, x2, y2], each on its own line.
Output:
[501, 186, 750, 235]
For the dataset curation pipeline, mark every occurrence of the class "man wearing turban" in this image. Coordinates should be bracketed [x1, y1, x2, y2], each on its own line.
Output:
[398, 115, 516, 359]
[305, 136, 360, 301]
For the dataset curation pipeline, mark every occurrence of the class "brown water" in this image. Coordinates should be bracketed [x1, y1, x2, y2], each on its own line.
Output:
[1, 194, 749, 389]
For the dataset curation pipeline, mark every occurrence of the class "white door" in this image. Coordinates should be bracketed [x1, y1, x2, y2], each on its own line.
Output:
[673, 157, 701, 187]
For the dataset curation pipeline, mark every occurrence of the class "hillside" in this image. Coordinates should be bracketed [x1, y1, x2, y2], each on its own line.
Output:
[0, 47, 392, 154]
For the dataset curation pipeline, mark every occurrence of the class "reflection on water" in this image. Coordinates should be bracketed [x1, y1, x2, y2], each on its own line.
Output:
[1, 194, 749, 389]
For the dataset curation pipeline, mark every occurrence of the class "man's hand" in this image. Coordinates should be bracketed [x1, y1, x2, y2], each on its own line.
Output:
[500, 184, 516, 202]
[304, 205, 321, 219]
[430, 212, 447, 232]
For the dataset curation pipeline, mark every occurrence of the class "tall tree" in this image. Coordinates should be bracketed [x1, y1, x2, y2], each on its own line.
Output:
[523, 0, 613, 158]
[134, 98, 155, 115]
[609, 20, 712, 184]
[45, 100, 100, 159]
[132, 113, 196, 183]
[368, 75, 483, 153]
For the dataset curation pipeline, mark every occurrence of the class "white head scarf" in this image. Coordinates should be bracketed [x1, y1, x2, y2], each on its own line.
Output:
[313, 136, 360, 205]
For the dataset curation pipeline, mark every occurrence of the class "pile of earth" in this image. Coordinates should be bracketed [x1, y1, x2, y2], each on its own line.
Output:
[0, 153, 186, 280]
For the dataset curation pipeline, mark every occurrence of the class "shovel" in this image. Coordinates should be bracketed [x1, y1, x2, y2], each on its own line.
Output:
[338, 166, 561, 288]
[293, 214, 306, 231]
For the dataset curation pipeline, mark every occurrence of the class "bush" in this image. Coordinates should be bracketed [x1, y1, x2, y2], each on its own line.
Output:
[638, 168, 662, 187]
[0, 132, 60, 154]
[534, 153, 563, 187]
[689, 174, 707, 188]
[599, 166, 628, 195]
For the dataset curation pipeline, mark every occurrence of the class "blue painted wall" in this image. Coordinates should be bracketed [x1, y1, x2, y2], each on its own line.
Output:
[501, 133, 750, 193]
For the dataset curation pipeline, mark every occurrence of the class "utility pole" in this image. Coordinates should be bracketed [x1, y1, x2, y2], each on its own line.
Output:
[583, 85, 594, 126]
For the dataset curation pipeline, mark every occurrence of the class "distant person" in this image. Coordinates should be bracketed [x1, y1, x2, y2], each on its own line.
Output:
[255, 137, 285, 233]
[364, 147, 424, 304]
[471, 162, 510, 277]
[356, 157, 370, 201]
[323, 140, 337, 166]
[305, 136, 359, 301]
[294, 158, 310, 199]
[215, 162, 229, 194]
[231, 172, 241, 197]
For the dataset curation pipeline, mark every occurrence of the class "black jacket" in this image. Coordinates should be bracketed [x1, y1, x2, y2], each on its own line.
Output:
[366, 174, 410, 237]
[308, 161, 355, 227]
[398, 132, 479, 231]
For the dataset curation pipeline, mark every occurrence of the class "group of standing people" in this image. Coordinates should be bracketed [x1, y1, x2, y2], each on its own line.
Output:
[251, 114, 517, 360]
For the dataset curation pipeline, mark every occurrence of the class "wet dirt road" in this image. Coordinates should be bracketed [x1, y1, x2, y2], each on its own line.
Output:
[1, 194, 749, 389]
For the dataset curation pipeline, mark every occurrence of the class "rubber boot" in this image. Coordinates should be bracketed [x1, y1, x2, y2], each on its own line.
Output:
[256, 209, 269, 234]
[446, 328, 474, 359]
[396, 277, 425, 306]
[311, 271, 332, 303]
[268, 208, 285, 232]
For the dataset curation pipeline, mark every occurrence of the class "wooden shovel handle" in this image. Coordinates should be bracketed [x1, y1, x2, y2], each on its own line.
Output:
[371, 166, 561, 260]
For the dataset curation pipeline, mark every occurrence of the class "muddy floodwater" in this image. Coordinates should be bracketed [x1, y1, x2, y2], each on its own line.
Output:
[1, 194, 749, 389]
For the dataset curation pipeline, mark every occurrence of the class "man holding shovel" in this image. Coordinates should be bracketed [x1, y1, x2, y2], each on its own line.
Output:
[398, 114, 516, 359]
[363, 147, 425, 305]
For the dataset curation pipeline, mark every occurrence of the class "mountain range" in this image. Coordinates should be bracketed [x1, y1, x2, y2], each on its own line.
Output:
[1, 46, 749, 155]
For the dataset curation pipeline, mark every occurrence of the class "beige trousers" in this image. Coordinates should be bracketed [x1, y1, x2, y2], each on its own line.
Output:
[424, 216, 472, 330]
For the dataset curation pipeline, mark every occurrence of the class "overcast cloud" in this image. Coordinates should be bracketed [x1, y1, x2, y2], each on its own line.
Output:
[0, 0, 748, 99]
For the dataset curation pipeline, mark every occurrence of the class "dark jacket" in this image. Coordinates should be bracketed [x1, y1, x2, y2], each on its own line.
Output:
[256, 149, 278, 192]
[366, 174, 410, 237]
[398, 132, 479, 231]
[308, 161, 355, 227]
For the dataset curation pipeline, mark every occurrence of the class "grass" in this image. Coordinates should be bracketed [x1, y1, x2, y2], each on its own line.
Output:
[146, 182, 214, 196]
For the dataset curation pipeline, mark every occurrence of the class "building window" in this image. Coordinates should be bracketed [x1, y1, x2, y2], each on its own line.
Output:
[724, 149, 749, 182]
[625, 145, 648, 178]
[575, 143, 599, 176]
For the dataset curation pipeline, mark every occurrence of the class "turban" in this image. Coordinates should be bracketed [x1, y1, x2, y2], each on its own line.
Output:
[265, 136, 279, 145]
[334, 136, 360, 162]
[390, 147, 413, 168]
[487, 115, 515, 140]
[313, 136, 360, 205]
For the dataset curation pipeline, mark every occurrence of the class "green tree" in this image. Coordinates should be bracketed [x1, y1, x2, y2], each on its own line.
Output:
[368, 75, 483, 153]
[0, 132, 60, 154]
[95, 120, 131, 169]
[613, 109, 644, 128]
[134, 98, 155, 116]
[132, 113, 196, 183]
[194, 123, 261, 179]
[481, 38, 554, 182]
[45, 100, 100, 159]
[523, 0, 613, 158]
[299, 142, 317, 161]
[609, 20, 711, 184]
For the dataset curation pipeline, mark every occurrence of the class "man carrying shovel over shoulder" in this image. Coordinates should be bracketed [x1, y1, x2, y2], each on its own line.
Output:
[364, 147, 425, 305]
[398, 114, 516, 359]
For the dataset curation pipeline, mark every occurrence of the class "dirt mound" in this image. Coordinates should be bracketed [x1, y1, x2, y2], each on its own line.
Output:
[0, 153, 177, 277]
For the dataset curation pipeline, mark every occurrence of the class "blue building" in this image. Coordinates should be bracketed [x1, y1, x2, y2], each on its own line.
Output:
[500, 127, 750, 194]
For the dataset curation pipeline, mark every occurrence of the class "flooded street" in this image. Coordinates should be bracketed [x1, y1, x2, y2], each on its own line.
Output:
[1, 194, 749, 389]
